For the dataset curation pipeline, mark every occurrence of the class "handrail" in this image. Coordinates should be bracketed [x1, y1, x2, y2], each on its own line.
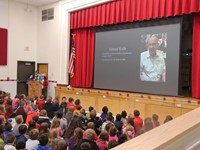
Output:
[112, 107, 200, 150]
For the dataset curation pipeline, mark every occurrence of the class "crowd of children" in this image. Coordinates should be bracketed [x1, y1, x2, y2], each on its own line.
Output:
[0, 90, 173, 150]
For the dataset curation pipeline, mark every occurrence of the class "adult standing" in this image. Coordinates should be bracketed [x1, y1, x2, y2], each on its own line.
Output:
[42, 76, 48, 98]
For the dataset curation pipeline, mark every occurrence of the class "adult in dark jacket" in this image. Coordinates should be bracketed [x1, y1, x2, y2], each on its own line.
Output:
[15, 101, 27, 123]
[37, 110, 51, 127]
[43, 96, 54, 119]
[59, 96, 68, 115]
[52, 96, 59, 114]
[86, 110, 101, 136]
[100, 106, 108, 123]
[114, 114, 123, 137]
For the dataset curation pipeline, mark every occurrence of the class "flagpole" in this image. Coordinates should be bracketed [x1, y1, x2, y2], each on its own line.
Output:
[68, 33, 76, 78]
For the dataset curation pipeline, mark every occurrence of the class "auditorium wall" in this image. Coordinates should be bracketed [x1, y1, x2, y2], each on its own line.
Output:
[0, 0, 37, 96]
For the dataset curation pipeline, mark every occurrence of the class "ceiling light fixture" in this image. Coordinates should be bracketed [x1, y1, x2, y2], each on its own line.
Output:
[24, 0, 32, 13]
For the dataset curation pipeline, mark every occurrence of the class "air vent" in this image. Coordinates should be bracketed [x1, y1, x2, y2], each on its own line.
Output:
[42, 8, 54, 21]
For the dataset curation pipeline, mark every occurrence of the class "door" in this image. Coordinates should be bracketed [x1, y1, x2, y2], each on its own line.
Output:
[17, 61, 35, 96]
[37, 63, 48, 78]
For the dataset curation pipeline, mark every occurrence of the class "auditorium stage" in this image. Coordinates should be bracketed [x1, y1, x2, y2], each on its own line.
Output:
[55, 86, 199, 123]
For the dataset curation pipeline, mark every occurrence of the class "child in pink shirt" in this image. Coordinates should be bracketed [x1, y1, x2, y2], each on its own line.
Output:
[108, 126, 118, 141]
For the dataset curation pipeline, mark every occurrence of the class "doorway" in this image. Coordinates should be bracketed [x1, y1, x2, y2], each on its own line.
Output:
[17, 61, 35, 96]
[37, 63, 48, 78]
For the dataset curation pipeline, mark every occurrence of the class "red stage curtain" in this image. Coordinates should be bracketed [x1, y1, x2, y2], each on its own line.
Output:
[0, 28, 7, 65]
[192, 14, 200, 98]
[70, 0, 200, 29]
[69, 0, 200, 98]
[70, 28, 94, 88]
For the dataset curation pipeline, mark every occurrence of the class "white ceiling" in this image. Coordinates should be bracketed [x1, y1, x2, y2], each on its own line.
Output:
[15, 0, 63, 6]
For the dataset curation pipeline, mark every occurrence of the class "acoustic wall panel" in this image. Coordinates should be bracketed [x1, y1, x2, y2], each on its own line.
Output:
[0, 28, 7, 65]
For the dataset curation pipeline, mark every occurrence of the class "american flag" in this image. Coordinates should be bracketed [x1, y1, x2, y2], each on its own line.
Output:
[68, 36, 75, 78]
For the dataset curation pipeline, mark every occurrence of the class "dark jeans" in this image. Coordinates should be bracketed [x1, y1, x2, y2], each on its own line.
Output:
[42, 89, 47, 97]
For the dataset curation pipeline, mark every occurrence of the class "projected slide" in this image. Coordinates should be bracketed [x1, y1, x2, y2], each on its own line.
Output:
[94, 19, 181, 96]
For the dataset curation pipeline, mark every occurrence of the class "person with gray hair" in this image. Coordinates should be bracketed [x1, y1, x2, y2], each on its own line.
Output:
[140, 35, 166, 82]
